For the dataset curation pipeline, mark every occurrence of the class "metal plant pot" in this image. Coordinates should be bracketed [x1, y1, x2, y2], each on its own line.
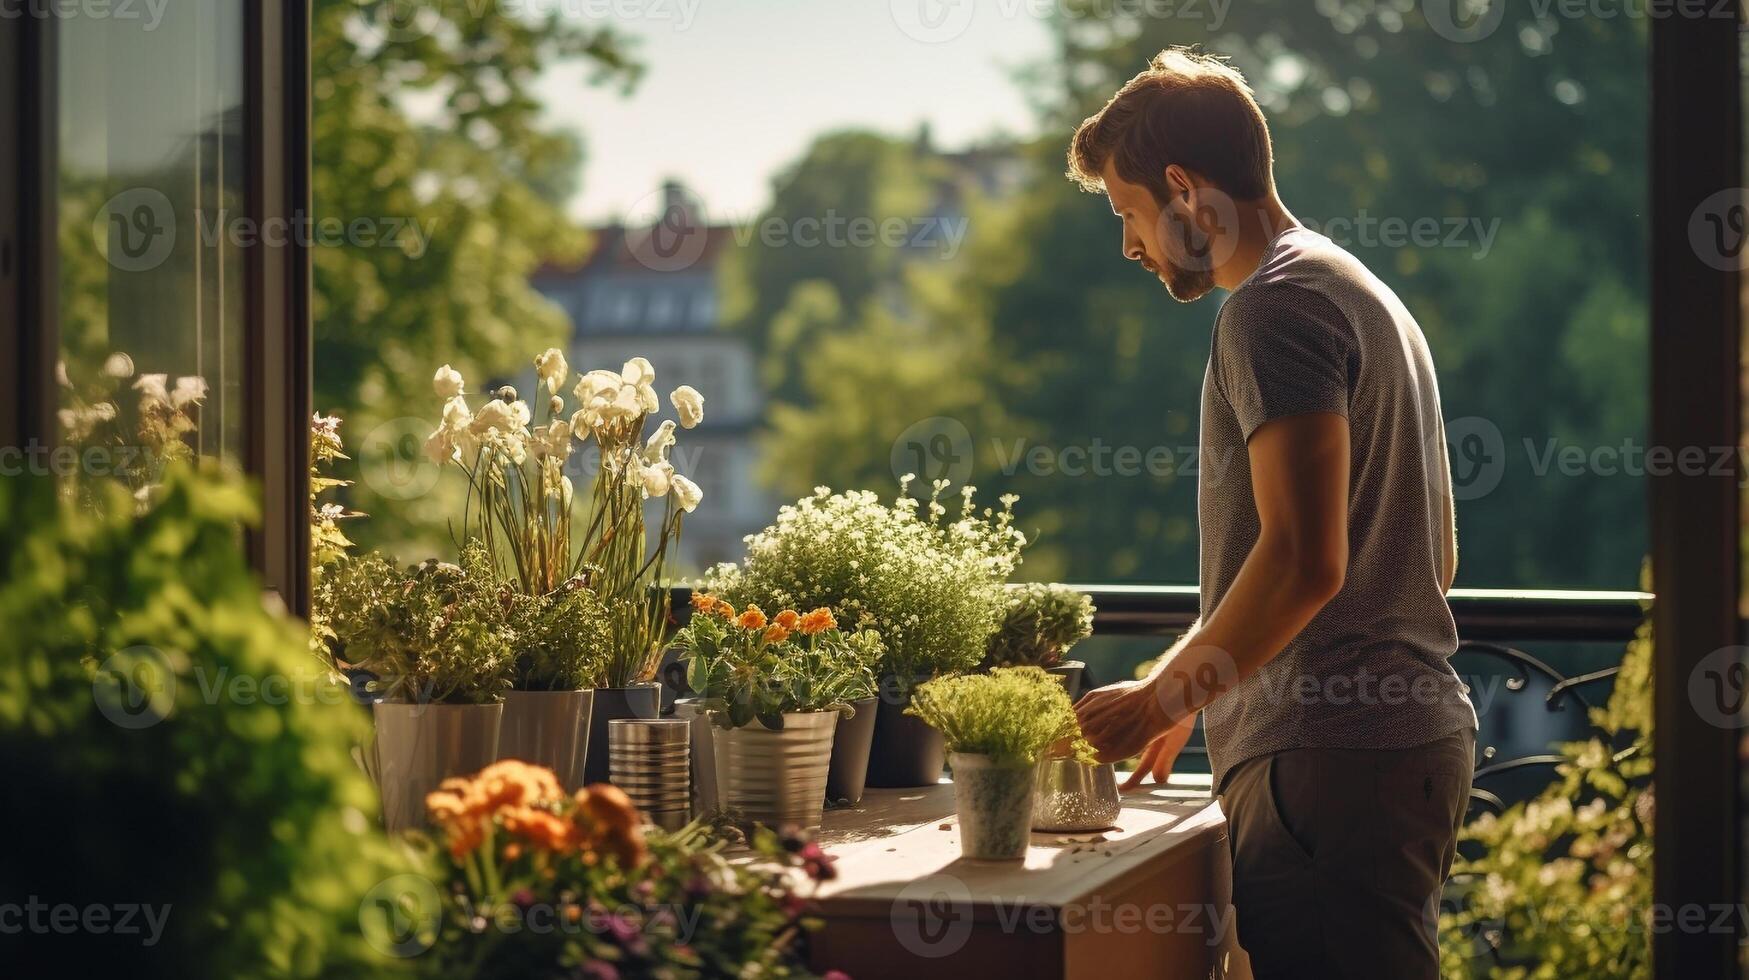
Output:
[580, 682, 660, 787]
[826, 696, 878, 805]
[1031, 756, 1120, 832]
[711, 710, 838, 832]
[371, 701, 503, 834]
[498, 689, 594, 787]
[950, 752, 1036, 860]
[866, 677, 945, 788]
[608, 718, 692, 831]
[1044, 660, 1087, 702]
[671, 698, 719, 818]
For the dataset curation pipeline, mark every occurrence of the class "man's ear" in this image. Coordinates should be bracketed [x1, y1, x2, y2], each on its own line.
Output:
[1164, 165, 1194, 203]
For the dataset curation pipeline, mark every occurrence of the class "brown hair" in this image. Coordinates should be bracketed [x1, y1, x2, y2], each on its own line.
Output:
[1067, 47, 1274, 203]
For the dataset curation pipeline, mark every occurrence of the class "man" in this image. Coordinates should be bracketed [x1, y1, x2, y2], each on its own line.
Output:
[1067, 48, 1478, 979]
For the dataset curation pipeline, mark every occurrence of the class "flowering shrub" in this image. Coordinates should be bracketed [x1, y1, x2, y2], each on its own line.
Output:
[907, 667, 1095, 769]
[706, 477, 1025, 692]
[424, 353, 704, 687]
[675, 594, 881, 728]
[983, 583, 1096, 669]
[423, 761, 846, 978]
[53, 350, 209, 508]
[1438, 617, 1652, 978]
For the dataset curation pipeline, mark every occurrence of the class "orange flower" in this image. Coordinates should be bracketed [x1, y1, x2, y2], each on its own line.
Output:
[775, 609, 801, 631]
[737, 605, 767, 630]
[798, 608, 837, 636]
[763, 624, 791, 645]
[713, 599, 735, 619]
[690, 591, 716, 613]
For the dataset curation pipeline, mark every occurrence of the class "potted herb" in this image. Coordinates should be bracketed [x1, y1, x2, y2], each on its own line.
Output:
[674, 599, 879, 831]
[493, 566, 612, 787]
[422, 353, 705, 785]
[706, 477, 1024, 788]
[907, 667, 1095, 860]
[320, 549, 515, 832]
[984, 583, 1097, 699]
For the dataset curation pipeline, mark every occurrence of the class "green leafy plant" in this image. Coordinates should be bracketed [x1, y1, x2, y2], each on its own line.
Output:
[1439, 614, 1652, 979]
[984, 583, 1095, 669]
[675, 598, 881, 729]
[706, 477, 1025, 695]
[906, 666, 1095, 768]
[502, 576, 614, 691]
[0, 465, 419, 976]
[321, 543, 516, 704]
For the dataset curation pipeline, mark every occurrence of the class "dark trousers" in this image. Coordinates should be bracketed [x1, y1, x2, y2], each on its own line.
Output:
[1217, 729, 1474, 980]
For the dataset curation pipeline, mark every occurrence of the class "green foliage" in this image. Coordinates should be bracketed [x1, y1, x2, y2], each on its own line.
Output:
[1439, 617, 1653, 978]
[674, 605, 880, 728]
[984, 583, 1096, 669]
[320, 544, 516, 704]
[705, 479, 1025, 687]
[907, 666, 1095, 768]
[502, 577, 614, 692]
[0, 466, 419, 977]
[310, 1, 638, 557]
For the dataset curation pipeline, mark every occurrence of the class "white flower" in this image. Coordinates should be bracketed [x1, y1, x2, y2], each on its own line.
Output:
[102, 352, 135, 379]
[671, 385, 704, 429]
[471, 399, 516, 433]
[508, 399, 532, 430]
[424, 425, 455, 465]
[433, 364, 465, 398]
[574, 368, 622, 404]
[643, 419, 677, 462]
[133, 373, 169, 405]
[535, 348, 569, 395]
[640, 459, 674, 498]
[441, 395, 473, 431]
[636, 383, 659, 416]
[671, 474, 703, 513]
[621, 356, 655, 388]
[532, 419, 573, 461]
[171, 375, 209, 409]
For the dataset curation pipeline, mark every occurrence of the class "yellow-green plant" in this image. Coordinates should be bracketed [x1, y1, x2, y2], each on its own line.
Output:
[907, 666, 1095, 768]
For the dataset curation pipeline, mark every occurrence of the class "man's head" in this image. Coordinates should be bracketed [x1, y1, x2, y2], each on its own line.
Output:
[1068, 48, 1275, 301]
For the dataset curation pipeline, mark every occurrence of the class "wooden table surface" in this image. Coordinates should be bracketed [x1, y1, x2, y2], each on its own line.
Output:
[807, 774, 1252, 980]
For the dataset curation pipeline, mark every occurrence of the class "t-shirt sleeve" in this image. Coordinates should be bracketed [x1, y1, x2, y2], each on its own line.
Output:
[1213, 282, 1356, 441]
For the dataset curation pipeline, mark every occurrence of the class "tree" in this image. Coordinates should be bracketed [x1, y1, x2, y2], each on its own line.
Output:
[311, 1, 639, 556]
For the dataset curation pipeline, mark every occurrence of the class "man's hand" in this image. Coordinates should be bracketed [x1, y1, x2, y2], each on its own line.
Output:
[1075, 677, 1173, 764]
[1120, 714, 1197, 791]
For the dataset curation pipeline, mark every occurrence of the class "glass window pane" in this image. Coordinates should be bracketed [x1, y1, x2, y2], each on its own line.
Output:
[56, 1, 245, 498]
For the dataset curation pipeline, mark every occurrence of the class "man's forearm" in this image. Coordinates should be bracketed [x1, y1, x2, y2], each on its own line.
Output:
[1147, 531, 1343, 727]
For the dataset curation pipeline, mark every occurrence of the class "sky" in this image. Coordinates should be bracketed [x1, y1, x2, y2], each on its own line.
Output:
[534, 0, 1056, 224]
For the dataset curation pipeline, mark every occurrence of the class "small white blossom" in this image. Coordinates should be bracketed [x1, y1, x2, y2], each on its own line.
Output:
[671, 474, 703, 513]
[671, 385, 705, 429]
[433, 364, 465, 398]
[535, 348, 568, 395]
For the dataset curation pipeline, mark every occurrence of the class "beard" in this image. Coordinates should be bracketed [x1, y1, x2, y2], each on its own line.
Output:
[1145, 205, 1218, 302]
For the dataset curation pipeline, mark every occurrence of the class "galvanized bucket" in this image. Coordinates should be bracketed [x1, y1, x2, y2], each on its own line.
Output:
[670, 698, 720, 818]
[607, 718, 691, 831]
[497, 689, 593, 788]
[371, 701, 503, 834]
[950, 752, 1036, 860]
[710, 710, 838, 833]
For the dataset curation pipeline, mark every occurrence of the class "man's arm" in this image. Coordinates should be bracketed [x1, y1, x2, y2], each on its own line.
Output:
[1443, 500, 1459, 594]
[1076, 411, 1351, 762]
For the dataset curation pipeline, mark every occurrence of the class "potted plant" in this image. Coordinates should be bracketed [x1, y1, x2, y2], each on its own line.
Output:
[422, 353, 704, 786]
[319, 549, 515, 832]
[706, 476, 1025, 788]
[673, 598, 879, 831]
[421, 761, 844, 977]
[493, 562, 612, 787]
[983, 583, 1097, 700]
[907, 667, 1095, 860]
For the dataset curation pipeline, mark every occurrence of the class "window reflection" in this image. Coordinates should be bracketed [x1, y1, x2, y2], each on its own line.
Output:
[55, 0, 244, 502]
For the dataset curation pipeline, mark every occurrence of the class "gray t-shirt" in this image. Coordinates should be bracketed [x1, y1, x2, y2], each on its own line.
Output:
[1198, 227, 1477, 790]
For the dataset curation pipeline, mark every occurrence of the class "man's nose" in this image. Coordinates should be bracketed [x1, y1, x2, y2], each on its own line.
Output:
[1123, 237, 1144, 262]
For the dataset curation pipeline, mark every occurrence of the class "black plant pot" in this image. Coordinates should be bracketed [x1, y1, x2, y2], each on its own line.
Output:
[865, 678, 945, 789]
[826, 696, 879, 805]
[1046, 660, 1087, 702]
[580, 683, 661, 787]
